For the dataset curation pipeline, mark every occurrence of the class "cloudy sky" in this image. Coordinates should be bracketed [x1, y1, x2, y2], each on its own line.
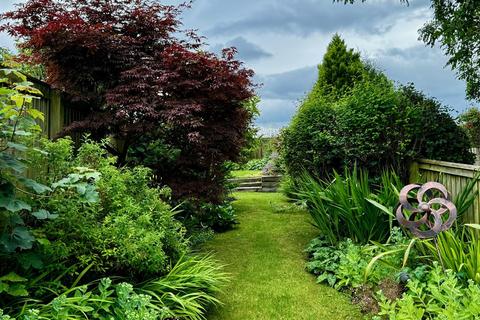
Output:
[0, 0, 474, 135]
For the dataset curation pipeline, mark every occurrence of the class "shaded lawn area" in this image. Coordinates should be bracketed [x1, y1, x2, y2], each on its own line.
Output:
[230, 170, 262, 178]
[203, 192, 362, 320]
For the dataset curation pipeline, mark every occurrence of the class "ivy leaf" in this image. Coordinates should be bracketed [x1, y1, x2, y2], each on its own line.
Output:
[32, 209, 58, 220]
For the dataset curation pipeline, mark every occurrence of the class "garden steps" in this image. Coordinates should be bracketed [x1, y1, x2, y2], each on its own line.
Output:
[236, 186, 262, 192]
[228, 175, 282, 192]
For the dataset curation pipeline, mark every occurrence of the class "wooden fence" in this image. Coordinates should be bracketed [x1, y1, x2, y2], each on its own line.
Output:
[410, 159, 480, 224]
[29, 77, 87, 141]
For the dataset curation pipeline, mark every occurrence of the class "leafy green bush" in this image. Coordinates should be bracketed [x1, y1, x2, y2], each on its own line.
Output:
[280, 98, 342, 178]
[30, 139, 188, 276]
[375, 264, 480, 320]
[459, 107, 480, 147]
[280, 36, 474, 180]
[419, 225, 480, 284]
[178, 200, 238, 234]
[242, 157, 269, 171]
[295, 168, 401, 245]
[306, 228, 412, 290]
[0, 69, 52, 256]
[140, 254, 228, 320]
[1, 255, 227, 320]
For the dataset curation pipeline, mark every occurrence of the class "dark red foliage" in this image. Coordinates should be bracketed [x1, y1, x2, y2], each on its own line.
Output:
[2, 0, 255, 202]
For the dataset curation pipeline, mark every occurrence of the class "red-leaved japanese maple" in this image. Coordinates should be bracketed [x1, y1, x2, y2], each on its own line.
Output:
[1, 0, 255, 202]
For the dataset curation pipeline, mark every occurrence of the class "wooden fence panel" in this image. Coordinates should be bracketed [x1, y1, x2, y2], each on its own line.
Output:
[411, 159, 480, 223]
[30, 77, 87, 142]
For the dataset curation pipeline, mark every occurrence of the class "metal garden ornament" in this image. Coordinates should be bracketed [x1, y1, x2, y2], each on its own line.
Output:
[396, 182, 457, 270]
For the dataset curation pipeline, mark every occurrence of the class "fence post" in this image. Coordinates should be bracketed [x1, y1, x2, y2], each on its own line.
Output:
[49, 90, 63, 138]
[409, 161, 420, 183]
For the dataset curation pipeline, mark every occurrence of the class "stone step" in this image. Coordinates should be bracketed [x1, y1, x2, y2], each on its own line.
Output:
[229, 177, 262, 183]
[262, 181, 280, 188]
[236, 186, 262, 192]
[260, 187, 278, 192]
[262, 175, 282, 182]
[238, 182, 262, 188]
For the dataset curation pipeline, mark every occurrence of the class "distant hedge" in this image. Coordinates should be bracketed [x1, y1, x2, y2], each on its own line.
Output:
[280, 35, 474, 180]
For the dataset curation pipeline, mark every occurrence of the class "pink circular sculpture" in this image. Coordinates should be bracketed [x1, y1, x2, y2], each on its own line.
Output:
[396, 182, 457, 239]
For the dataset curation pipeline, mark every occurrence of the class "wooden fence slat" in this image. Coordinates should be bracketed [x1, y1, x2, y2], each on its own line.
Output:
[412, 159, 480, 223]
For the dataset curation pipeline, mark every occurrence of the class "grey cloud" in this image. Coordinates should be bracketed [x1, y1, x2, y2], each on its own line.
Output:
[376, 45, 470, 113]
[255, 98, 298, 134]
[254, 44, 472, 133]
[254, 66, 319, 134]
[257, 66, 317, 100]
[211, 36, 272, 61]
[206, 0, 430, 37]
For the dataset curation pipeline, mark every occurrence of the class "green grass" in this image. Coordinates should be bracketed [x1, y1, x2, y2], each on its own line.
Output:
[203, 192, 362, 320]
[230, 170, 262, 178]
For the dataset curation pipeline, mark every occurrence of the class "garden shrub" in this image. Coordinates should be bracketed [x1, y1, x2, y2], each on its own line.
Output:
[280, 98, 342, 178]
[295, 168, 402, 245]
[459, 107, 480, 148]
[261, 152, 283, 176]
[375, 264, 480, 320]
[242, 157, 270, 171]
[402, 84, 474, 164]
[0, 255, 227, 320]
[280, 35, 474, 181]
[31, 139, 188, 277]
[305, 228, 412, 290]
[335, 74, 417, 177]
[178, 200, 238, 234]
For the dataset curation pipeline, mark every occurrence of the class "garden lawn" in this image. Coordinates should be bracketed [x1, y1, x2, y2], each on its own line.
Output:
[230, 170, 262, 178]
[203, 192, 362, 320]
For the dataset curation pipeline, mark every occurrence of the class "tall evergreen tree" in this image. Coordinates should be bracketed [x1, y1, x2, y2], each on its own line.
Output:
[307, 34, 364, 102]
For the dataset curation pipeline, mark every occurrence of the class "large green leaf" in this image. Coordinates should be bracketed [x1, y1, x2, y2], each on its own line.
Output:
[0, 180, 31, 212]
[18, 177, 52, 194]
[0, 272, 27, 282]
[18, 252, 44, 270]
[0, 226, 35, 252]
[6, 141, 28, 152]
[32, 209, 58, 220]
[0, 198, 31, 213]
[0, 152, 26, 173]
[0, 282, 8, 293]
[6, 283, 28, 296]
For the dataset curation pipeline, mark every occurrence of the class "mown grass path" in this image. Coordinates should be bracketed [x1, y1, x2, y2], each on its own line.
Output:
[204, 192, 362, 320]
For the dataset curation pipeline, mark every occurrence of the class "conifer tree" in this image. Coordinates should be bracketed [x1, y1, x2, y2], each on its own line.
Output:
[307, 34, 363, 102]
